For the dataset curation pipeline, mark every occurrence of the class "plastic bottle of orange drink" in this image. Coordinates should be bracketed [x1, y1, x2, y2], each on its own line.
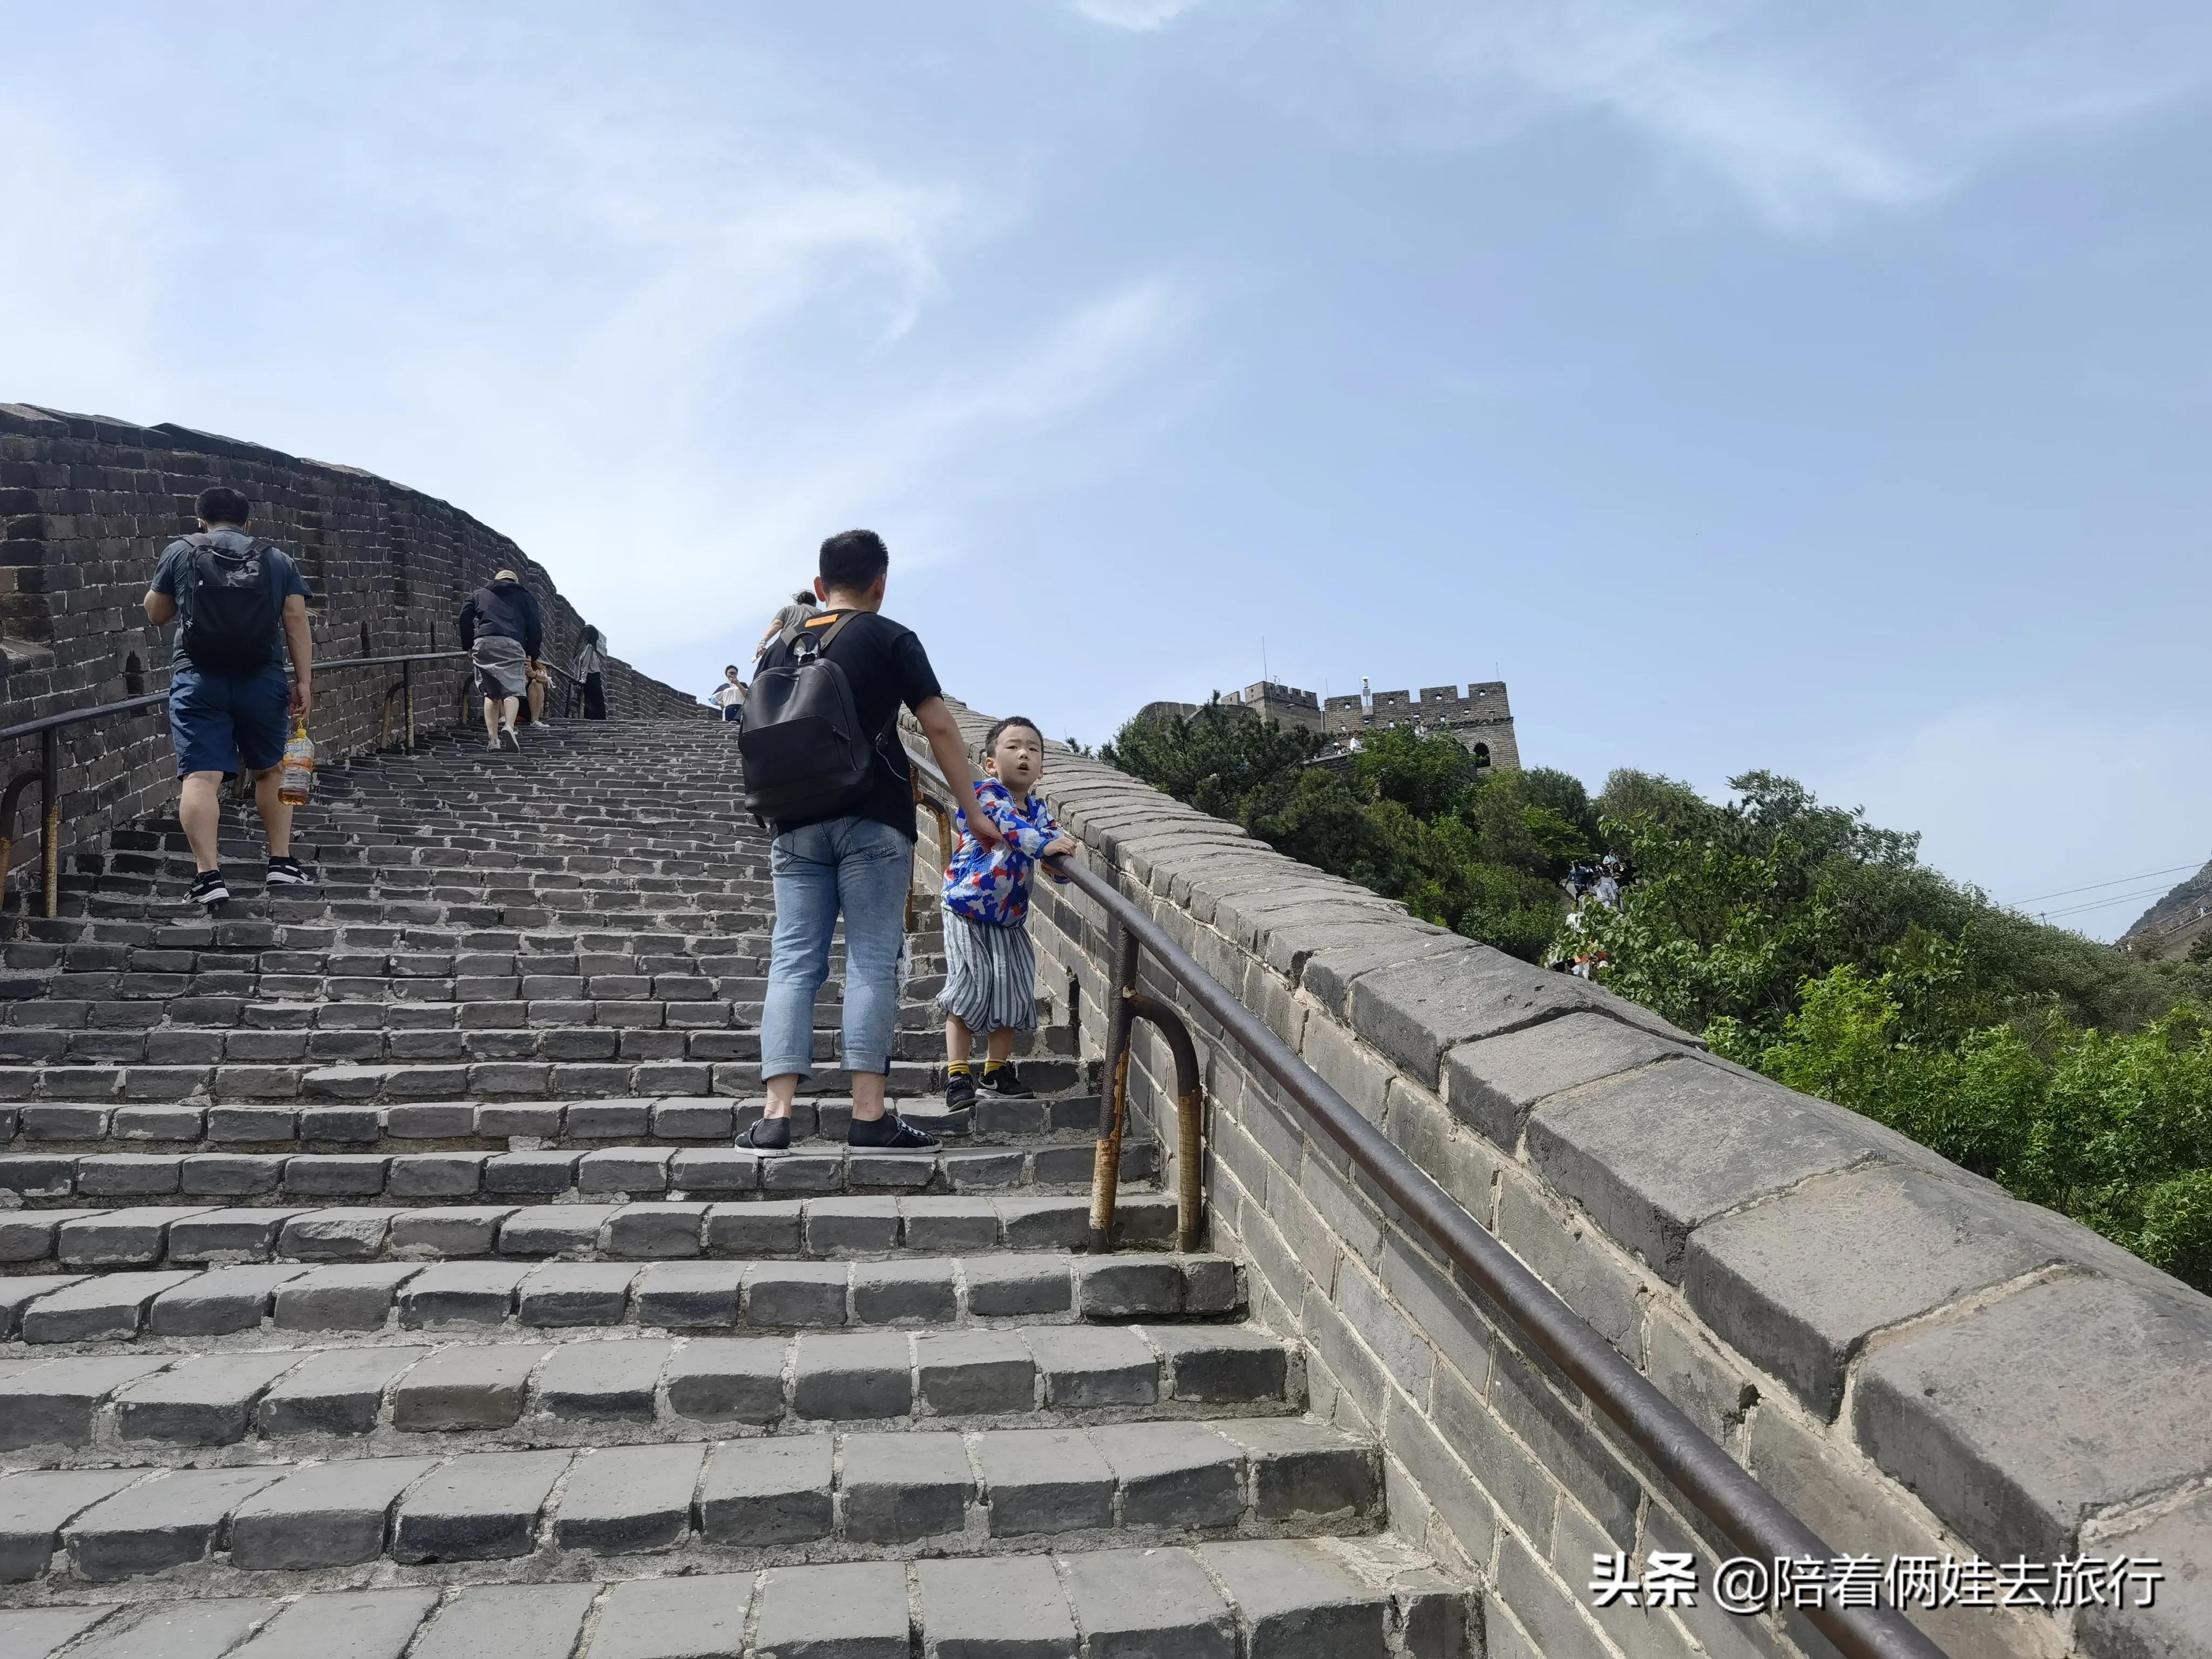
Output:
[278, 723, 316, 806]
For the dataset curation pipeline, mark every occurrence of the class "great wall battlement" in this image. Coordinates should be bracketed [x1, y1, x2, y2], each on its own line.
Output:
[1140, 679, 1522, 770]
[1, 403, 705, 894]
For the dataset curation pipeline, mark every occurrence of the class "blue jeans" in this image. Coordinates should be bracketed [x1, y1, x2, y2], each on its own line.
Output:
[761, 815, 912, 1080]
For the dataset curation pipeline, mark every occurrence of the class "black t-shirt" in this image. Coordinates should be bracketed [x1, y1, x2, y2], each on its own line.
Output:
[761, 609, 943, 838]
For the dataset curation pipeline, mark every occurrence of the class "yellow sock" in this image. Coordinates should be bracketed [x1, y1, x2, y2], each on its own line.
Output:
[947, 1062, 972, 1077]
[983, 1061, 1008, 1076]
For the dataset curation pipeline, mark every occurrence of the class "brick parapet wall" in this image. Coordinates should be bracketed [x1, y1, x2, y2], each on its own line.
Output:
[909, 696, 2210, 1659]
[1, 403, 707, 894]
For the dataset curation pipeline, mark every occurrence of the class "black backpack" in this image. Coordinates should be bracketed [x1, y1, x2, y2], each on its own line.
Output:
[178, 535, 281, 676]
[739, 611, 880, 824]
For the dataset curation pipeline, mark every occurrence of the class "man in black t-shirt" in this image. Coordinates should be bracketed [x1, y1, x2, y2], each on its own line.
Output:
[744, 530, 1001, 1153]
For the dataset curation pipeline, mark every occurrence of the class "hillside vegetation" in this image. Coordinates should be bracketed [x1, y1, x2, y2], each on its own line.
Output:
[1102, 701, 2212, 1291]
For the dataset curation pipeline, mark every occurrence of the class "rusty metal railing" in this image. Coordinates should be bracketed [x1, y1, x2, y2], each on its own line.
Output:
[1, 650, 466, 919]
[906, 742, 1946, 1659]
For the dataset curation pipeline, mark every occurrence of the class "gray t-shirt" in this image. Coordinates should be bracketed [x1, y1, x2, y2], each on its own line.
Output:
[150, 529, 312, 673]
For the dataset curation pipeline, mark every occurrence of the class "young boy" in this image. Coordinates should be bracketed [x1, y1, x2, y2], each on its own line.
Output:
[939, 717, 1080, 1109]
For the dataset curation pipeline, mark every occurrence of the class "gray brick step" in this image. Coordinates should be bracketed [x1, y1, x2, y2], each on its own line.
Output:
[0, 1418, 1380, 1586]
[0, 1251, 1242, 1347]
[0, 1058, 971, 1103]
[0, 1536, 1468, 1658]
[0, 1325, 1300, 1459]
[0, 1091, 1098, 1156]
[0, 1191, 1174, 1270]
[0, 1138, 1152, 1214]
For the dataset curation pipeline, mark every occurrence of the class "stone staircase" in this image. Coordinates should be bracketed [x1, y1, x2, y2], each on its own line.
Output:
[0, 719, 1473, 1657]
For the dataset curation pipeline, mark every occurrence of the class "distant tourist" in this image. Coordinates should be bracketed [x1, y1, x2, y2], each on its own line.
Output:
[753, 587, 820, 667]
[572, 625, 609, 720]
[709, 664, 746, 723]
[739, 530, 1000, 1153]
[937, 716, 1080, 1109]
[140, 485, 318, 907]
[458, 568, 544, 751]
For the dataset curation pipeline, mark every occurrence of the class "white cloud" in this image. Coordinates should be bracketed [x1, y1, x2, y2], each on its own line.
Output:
[1815, 699, 2212, 940]
[1226, 1, 2212, 231]
[1073, 0, 1203, 31]
[0, 9, 1197, 665]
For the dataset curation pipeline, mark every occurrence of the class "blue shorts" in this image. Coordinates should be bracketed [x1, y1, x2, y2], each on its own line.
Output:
[169, 664, 291, 778]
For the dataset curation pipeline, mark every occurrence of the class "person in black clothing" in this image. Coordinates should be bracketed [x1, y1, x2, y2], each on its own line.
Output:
[458, 569, 544, 752]
[743, 529, 1002, 1153]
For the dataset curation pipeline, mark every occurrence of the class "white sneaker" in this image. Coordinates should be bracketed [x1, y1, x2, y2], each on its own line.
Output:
[498, 724, 520, 752]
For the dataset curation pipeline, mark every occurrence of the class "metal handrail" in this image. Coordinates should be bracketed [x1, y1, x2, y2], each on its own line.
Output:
[906, 744, 1945, 1659]
[0, 650, 467, 745]
[2, 650, 468, 918]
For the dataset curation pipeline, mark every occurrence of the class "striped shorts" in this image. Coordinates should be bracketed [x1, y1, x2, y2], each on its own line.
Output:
[936, 909, 1038, 1034]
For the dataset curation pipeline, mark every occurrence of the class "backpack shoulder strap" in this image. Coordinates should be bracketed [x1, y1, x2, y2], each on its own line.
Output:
[793, 609, 862, 658]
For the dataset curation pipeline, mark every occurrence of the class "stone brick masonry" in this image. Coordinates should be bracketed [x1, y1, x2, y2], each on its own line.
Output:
[2, 403, 705, 896]
[909, 697, 2212, 1659]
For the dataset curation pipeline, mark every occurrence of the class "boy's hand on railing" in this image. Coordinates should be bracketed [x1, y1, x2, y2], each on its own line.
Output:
[1042, 836, 1080, 859]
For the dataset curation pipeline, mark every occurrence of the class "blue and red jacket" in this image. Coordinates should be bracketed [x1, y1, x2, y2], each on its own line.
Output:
[943, 781, 1063, 927]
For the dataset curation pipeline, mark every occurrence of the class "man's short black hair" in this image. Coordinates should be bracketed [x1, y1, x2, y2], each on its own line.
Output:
[195, 486, 251, 526]
[819, 529, 889, 594]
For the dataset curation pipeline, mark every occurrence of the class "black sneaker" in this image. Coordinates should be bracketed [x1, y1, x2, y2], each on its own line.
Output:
[188, 869, 230, 908]
[736, 1116, 791, 1153]
[265, 856, 315, 888]
[943, 1072, 976, 1111]
[848, 1110, 939, 1151]
[978, 1064, 1035, 1100]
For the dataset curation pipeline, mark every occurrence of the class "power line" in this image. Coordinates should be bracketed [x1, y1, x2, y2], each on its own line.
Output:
[2002, 859, 2210, 908]
[2035, 882, 2201, 923]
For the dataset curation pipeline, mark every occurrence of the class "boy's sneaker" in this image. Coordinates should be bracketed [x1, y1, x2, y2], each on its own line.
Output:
[848, 1111, 939, 1151]
[265, 856, 315, 887]
[187, 869, 230, 908]
[736, 1117, 791, 1153]
[978, 1064, 1035, 1100]
[498, 723, 521, 752]
[943, 1072, 976, 1111]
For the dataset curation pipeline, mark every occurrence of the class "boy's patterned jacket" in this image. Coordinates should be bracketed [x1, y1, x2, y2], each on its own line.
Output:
[943, 780, 1063, 927]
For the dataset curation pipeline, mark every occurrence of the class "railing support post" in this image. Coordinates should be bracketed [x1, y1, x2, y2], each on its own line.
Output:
[403, 660, 416, 750]
[39, 727, 60, 921]
[1123, 990, 1205, 1254]
[1089, 923, 1141, 1253]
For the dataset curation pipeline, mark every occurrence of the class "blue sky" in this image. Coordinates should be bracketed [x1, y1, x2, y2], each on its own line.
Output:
[4, 2, 2208, 936]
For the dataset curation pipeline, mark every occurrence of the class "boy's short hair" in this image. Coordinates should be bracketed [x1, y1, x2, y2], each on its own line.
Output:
[819, 530, 889, 593]
[195, 486, 251, 526]
[982, 716, 1043, 761]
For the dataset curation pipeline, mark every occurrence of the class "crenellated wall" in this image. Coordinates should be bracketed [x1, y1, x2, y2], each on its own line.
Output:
[1, 403, 707, 896]
[911, 697, 2211, 1659]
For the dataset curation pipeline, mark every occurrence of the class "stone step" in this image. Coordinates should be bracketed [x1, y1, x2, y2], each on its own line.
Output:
[1, 1191, 1175, 1270]
[0, 1418, 1380, 1586]
[0, 1535, 1469, 1658]
[0, 1138, 1151, 1213]
[0, 1092, 1096, 1155]
[0, 1057, 1010, 1102]
[0, 1022, 1018, 1068]
[0, 1325, 1299, 1459]
[0, 1251, 1240, 1346]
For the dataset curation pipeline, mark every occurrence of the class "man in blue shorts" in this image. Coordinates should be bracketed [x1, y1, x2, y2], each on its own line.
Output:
[141, 486, 317, 908]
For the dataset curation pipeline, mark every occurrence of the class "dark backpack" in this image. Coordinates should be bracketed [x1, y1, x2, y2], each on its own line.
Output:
[178, 535, 280, 676]
[739, 611, 879, 824]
